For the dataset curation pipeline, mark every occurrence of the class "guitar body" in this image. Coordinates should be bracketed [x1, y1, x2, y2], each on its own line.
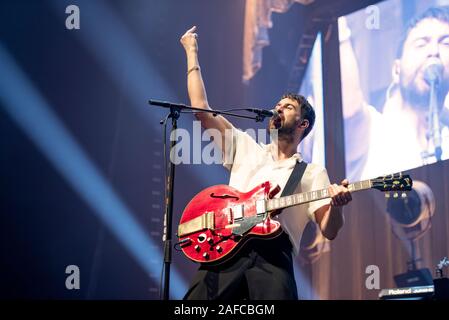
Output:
[178, 181, 281, 265]
[177, 173, 412, 265]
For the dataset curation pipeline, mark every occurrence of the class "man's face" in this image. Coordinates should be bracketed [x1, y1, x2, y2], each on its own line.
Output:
[398, 18, 449, 109]
[268, 97, 302, 138]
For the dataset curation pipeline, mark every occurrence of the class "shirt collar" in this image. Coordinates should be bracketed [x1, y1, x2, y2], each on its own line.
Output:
[261, 142, 303, 163]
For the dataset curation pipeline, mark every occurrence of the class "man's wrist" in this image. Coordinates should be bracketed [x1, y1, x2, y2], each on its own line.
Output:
[187, 65, 200, 75]
[185, 47, 198, 55]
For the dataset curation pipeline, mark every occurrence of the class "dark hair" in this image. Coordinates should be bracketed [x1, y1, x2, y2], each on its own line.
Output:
[396, 6, 449, 58]
[281, 93, 315, 140]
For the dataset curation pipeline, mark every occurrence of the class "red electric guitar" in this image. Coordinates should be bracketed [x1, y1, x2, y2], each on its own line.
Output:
[177, 173, 412, 265]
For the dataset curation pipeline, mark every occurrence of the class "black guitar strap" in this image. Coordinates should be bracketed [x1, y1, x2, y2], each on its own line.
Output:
[271, 160, 308, 249]
[280, 160, 308, 197]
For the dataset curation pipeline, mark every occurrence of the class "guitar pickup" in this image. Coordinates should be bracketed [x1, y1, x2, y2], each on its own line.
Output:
[255, 199, 266, 215]
[232, 204, 244, 221]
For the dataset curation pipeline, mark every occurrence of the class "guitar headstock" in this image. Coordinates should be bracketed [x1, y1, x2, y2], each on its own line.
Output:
[371, 173, 413, 192]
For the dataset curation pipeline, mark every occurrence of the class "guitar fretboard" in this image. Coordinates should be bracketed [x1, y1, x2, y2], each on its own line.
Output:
[266, 179, 372, 211]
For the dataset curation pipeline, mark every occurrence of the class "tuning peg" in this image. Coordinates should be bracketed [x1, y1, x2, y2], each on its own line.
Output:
[401, 192, 407, 198]
[385, 192, 390, 198]
[393, 192, 399, 198]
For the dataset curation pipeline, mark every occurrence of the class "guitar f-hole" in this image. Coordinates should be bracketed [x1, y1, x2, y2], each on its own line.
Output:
[210, 193, 239, 200]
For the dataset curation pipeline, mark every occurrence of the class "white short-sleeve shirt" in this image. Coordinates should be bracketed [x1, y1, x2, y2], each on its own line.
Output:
[223, 127, 331, 255]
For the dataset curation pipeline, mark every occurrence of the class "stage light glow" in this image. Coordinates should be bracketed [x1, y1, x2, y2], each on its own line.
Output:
[0, 44, 187, 299]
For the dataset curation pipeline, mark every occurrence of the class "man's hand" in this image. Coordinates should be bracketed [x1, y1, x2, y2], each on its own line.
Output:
[180, 26, 198, 53]
[328, 179, 352, 207]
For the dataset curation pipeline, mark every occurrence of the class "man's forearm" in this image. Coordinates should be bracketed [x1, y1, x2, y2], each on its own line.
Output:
[180, 26, 233, 150]
[322, 206, 345, 240]
[186, 49, 209, 110]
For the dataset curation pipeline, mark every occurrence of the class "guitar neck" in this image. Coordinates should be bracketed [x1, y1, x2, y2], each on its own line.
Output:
[266, 179, 372, 211]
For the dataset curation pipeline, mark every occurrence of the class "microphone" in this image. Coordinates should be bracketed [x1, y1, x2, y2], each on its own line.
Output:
[149, 100, 280, 122]
[148, 99, 186, 108]
[246, 108, 280, 119]
[424, 58, 444, 85]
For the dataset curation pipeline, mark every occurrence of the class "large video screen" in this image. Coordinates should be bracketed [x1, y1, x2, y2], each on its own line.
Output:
[298, 33, 325, 168]
[339, 0, 449, 180]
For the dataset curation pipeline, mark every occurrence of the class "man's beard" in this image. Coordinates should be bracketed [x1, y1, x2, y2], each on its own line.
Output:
[399, 77, 446, 112]
[268, 119, 299, 143]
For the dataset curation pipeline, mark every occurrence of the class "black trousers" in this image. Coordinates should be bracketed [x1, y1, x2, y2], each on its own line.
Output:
[183, 232, 298, 300]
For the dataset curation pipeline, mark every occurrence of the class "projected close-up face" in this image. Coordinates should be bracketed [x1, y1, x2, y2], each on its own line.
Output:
[340, 2, 449, 181]
[397, 19, 449, 110]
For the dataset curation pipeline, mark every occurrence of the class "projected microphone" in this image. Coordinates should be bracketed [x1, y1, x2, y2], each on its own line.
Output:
[424, 58, 444, 85]
[423, 58, 444, 162]
[246, 108, 280, 119]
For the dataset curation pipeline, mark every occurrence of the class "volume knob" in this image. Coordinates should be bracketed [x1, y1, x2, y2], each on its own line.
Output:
[197, 233, 206, 243]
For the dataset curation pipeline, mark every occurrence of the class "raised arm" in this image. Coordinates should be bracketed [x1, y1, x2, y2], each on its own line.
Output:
[338, 18, 374, 179]
[180, 26, 233, 153]
[339, 18, 366, 119]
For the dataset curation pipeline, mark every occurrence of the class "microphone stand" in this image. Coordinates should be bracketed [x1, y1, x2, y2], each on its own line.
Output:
[148, 99, 271, 300]
[424, 80, 442, 162]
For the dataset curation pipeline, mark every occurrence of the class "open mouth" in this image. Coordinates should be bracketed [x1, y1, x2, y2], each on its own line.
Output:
[272, 117, 282, 129]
